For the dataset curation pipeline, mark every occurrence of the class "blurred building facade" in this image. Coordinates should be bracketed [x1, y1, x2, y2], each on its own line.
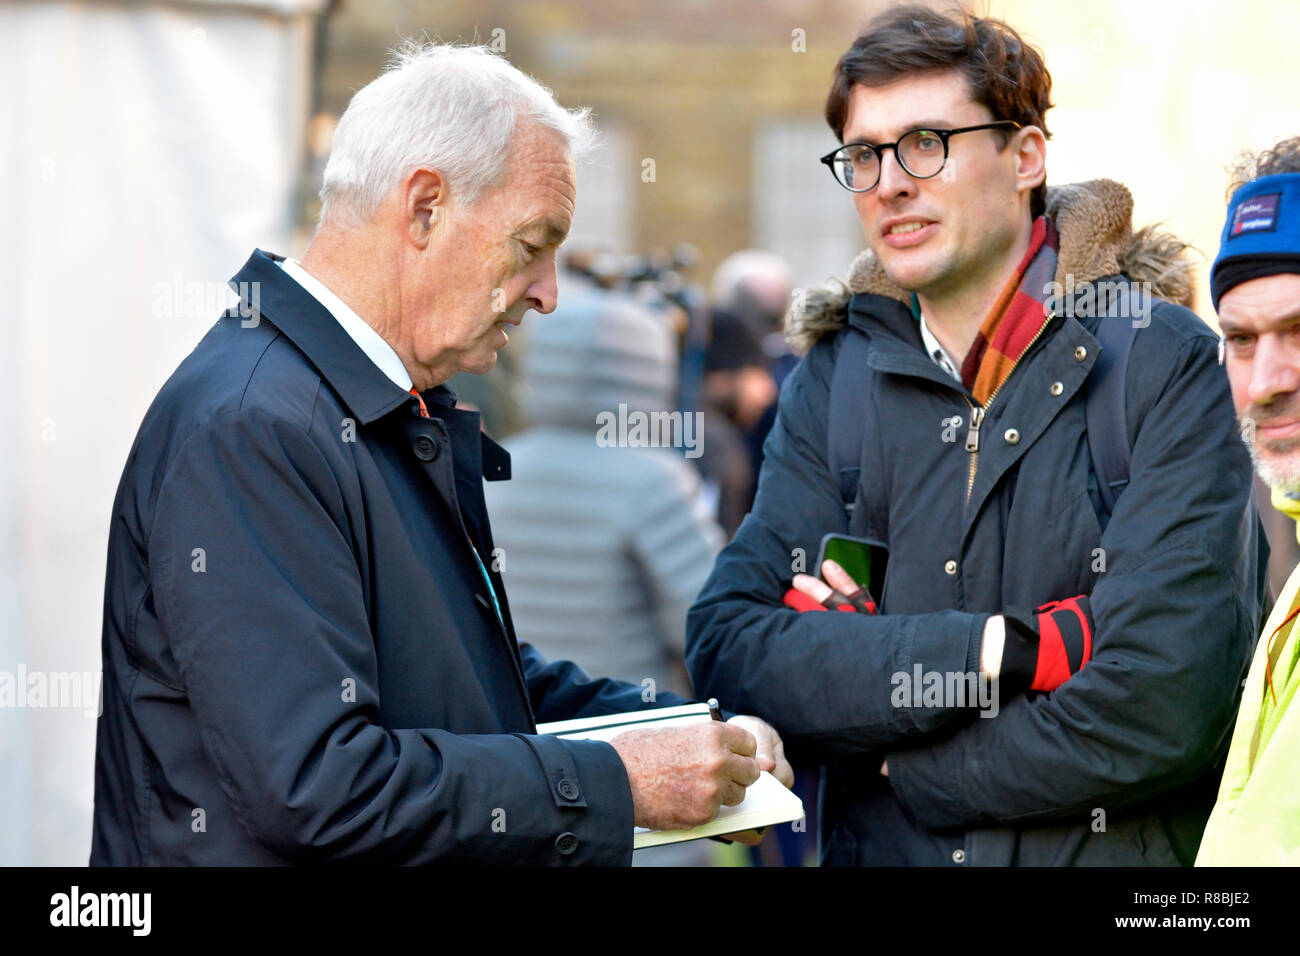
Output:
[306, 0, 870, 289]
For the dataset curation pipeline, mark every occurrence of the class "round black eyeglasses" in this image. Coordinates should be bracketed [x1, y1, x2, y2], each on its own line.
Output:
[820, 122, 1022, 192]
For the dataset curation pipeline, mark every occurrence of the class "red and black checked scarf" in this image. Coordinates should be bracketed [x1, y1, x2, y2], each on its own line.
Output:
[960, 216, 1060, 405]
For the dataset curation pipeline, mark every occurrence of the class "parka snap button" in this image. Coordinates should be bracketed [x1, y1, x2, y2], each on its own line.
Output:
[1049, 381, 1064, 396]
[1074, 346, 1088, 361]
[412, 435, 438, 461]
[1004, 428, 1020, 445]
[944, 560, 957, 575]
[952, 848, 966, 864]
[555, 832, 579, 855]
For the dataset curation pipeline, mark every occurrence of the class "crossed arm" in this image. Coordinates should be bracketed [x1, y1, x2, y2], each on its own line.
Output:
[686, 326, 1261, 827]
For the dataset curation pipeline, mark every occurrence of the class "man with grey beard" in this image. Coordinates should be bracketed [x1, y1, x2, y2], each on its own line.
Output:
[1198, 136, 1300, 865]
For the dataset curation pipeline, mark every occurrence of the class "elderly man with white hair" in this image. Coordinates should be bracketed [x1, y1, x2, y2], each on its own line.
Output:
[91, 42, 790, 866]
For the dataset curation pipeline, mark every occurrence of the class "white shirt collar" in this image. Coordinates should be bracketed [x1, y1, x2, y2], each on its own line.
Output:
[917, 310, 962, 383]
[276, 257, 414, 392]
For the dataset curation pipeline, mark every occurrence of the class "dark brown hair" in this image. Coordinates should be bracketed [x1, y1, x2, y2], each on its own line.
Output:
[1227, 136, 1300, 200]
[826, 4, 1053, 218]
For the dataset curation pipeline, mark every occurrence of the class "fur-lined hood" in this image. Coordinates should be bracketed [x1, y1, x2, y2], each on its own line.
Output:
[785, 179, 1195, 354]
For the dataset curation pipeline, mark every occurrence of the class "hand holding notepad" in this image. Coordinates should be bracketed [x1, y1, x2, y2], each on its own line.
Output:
[538, 703, 803, 848]
[609, 718, 759, 833]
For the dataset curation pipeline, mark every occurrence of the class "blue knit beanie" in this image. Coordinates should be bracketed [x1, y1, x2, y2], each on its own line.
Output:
[1211, 172, 1300, 311]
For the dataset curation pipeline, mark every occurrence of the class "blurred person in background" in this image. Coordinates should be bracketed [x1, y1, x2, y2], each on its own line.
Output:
[485, 278, 726, 863]
[696, 309, 773, 537]
[1198, 137, 1300, 865]
[485, 278, 723, 698]
[704, 252, 817, 866]
[710, 250, 798, 483]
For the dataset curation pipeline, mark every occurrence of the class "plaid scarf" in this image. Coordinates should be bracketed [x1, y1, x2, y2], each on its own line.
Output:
[959, 216, 1060, 405]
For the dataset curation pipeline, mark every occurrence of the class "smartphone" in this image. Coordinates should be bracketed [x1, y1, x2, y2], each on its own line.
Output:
[816, 533, 888, 606]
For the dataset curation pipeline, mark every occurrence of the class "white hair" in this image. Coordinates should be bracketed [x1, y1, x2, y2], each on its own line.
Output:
[711, 249, 794, 308]
[318, 40, 598, 228]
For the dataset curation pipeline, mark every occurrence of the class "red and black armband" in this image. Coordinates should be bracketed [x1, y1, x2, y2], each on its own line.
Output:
[999, 595, 1093, 695]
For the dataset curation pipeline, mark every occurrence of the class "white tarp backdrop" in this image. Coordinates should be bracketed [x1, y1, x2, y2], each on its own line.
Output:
[0, 0, 320, 865]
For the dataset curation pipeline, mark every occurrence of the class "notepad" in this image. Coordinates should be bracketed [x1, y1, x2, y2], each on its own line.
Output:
[537, 703, 805, 849]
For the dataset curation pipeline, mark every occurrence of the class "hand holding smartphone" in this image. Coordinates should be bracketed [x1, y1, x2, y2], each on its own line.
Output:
[812, 533, 888, 613]
[783, 533, 888, 614]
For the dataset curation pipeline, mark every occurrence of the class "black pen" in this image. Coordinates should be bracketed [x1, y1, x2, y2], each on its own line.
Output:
[707, 698, 723, 722]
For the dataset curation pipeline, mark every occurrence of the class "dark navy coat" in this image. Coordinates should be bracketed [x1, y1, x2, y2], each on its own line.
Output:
[92, 249, 680, 865]
[687, 272, 1266, 866]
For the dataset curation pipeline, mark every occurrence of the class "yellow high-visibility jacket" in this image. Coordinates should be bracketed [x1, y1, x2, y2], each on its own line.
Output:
[1197, 488, 1300, 866]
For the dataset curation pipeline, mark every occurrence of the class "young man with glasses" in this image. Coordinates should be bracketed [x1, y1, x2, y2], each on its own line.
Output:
[687, 5, 1266, 866]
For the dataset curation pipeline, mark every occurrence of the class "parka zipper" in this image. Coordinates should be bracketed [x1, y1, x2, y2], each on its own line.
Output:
[961, 311, 1057, 500]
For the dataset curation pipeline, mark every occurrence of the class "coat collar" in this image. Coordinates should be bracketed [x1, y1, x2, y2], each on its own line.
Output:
[846, 285, 1101, 407]
[786, 179, 1195, 354]
[847, 292, 958, 391]
[228, 248, 460, 425]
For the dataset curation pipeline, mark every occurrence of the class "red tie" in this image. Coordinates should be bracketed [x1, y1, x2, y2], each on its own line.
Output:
[409, 386, 430, 419]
